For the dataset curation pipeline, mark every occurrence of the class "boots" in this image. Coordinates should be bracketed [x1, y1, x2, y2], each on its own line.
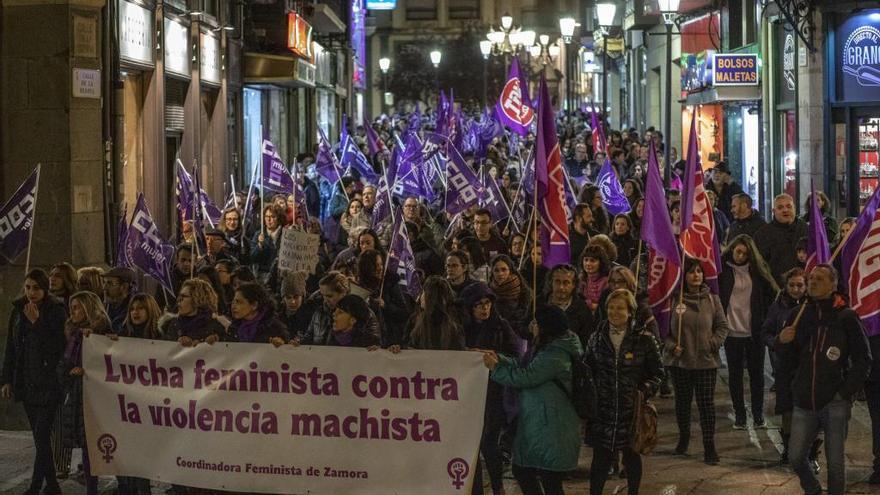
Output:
[704, 443, 720, 465]
[780, 432, 790, 464]
[808, 438, 822, 475]
[675, 433, 689, 455]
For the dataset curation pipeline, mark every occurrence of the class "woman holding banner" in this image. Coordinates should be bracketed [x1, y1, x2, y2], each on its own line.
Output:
[663, 258, 730, 465]
[488, 255, 532, 340]
[58, 291, 110, 495]
[482, 305, 583, 495]
[228, 283, 289, 345]
[327, 294, 381, 348]
[407, 276, 464, 351]
[162, 279, 227, 346]
[354, 249, 412, 347]
[1, 269, 67, 495]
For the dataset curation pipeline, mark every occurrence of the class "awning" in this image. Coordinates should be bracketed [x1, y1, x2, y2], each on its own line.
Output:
[244, 52, 315, 88]
[307, 4, 345, 34]
[684, 85, 761, 105]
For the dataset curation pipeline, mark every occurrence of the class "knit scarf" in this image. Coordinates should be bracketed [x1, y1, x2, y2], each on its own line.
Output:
[177, 310, 215, 338]
[580, 273, 608, 309]
[491, 274, 522, 301]
[236, 309, 268, 343]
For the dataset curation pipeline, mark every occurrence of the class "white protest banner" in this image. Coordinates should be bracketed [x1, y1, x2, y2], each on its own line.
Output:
[277, 228, 320, 274]
[83, 336, 488, 494]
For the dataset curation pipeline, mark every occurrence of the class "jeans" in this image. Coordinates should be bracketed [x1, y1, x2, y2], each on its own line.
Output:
[511, 465, 565, 495]
[24, 401, 60, 490]
[867, 381, 880, 472]
[472, 404, 506, 494]
[590, 447, 642, 495]
[789, 399, 851, 495]
[724, 336, 765, 422]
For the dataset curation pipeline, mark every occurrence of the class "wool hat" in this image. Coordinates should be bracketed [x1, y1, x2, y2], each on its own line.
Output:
[535, 305, 570, 335]
[280, 271, 308, 297]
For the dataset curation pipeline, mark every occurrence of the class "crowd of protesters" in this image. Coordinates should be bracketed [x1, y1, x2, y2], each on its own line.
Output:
[2, 108, 878, 495]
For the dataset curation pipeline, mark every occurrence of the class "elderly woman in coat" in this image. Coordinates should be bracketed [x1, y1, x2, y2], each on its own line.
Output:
[585, 289, 663, 495]
[482, 305, 583, 495]
[664, 257, 730, 465]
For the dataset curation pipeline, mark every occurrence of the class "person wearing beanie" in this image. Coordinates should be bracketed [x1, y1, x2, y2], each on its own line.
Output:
[327, 294, 381, 348]
[280, 271, 315, 338]
[481, 305, 583, 494]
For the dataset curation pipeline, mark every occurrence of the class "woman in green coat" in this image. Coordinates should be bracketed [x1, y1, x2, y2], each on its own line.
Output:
[482, 305, 583, 495]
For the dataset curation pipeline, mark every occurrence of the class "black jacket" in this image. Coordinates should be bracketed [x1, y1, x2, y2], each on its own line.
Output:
[755, 218, 807, 284]
[162, 312, 227, 342]
[761, 292, 804, 414]
[1, 297, 66, 404]
[725, 210, 766, 244]
[778, 294, 872, 411]
[584, 320, 664, 451]
[545, 295, 594, 349]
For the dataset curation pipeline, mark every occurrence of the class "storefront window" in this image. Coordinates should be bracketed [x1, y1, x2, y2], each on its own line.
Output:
[243, 87, 263, 181]
[123, 73, 145, 213]
[782, 110, 796, 199]
[859, 117, 880, 205]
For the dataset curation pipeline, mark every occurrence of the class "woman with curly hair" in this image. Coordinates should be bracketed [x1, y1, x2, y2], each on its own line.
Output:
[578, 244, 611, 313]
[162, 279, 227, 346]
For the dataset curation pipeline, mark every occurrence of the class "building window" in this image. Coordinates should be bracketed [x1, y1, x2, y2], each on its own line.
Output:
[448, 0, 478, 20]
[406, 0, 436, 20]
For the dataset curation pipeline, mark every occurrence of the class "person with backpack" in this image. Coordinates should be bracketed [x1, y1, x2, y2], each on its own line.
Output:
[481, 305, 583, 495]
[585, 289, 663, 495]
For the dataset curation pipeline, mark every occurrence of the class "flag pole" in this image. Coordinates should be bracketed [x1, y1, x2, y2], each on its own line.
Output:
[229, 174, 237, 209]
[790, 229, 850, 332]
[24, 164, 41, 274]
[634, 239, 643, 283]
[675, 247, 686, 348]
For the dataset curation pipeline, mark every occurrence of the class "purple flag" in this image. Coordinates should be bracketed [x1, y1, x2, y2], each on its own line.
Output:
[445, 143, 484, 215]
[124, 194, 175, 293]
[496, 58, 535, 137]
[341, 113, 349, 145]
[841, 186, 880, 336]
[388, 217, 422, 298]
[364, 116, 385, 156]
[176, 162, 222, 226]
[596, 158, 631, 215]
[534, 74, 570, 268]
[262, 137, 295, 194]
[340, 135, 378, 181]
[115, 203, 130, 268]
[371, 173, 392, 227]
[315, 128, 343, 184]
[590, 103, 606, 154]
[0, 167, 38, 264]
[480, 171, 509, 222]
[641, 141, 682, 338]
[805, 179, 830, 274]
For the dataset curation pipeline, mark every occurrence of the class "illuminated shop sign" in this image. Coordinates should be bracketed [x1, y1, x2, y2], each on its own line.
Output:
[711, 54, 759, 86]
[366, 0, 396, 9]
[287, 12, 313, 60]
[836, 10, 880, 102]
[164, 17, 190, 77]
[119, 0, 154, 66]
[200, 32, 221, 85]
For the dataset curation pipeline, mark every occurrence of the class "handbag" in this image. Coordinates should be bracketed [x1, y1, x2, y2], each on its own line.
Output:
[630, 388, 658, 455]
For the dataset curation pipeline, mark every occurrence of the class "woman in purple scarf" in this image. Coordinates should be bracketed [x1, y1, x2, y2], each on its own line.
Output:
[162, 279, 227, 346]
[229, 283, 289, 345]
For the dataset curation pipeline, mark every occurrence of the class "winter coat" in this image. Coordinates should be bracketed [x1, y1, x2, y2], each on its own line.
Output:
[490, 332, 584, 471]
[162, 312, 227, 342]
[301, 298, 335, 345]
[761, 292, 805, 414]
[543, 295, 594, 349]
[725, 210, 766, 245]
[595, 289, 658, 340]
[584, 320, 664, 451]
[493, 283, 534, 340]
[322, 311, 382, 348]
[611, 234, 638, 268]
[663, 286, 730, 369]
[58, 319, 110, 448]
[1, 297, 66, 405]
[755, 218, 808, 284]
[777, 294, 872, 411]
[463, 311, 522, 425]
[227, 314, 289, 343]
[359, 273, 414, 347]
[719, 261, 774, 340]
[706, 180, 743, 223]
[106, 294, 133, 334]
[250, 227, 283, 283]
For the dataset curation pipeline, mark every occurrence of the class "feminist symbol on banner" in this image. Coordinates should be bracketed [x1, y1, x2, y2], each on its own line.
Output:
[97, 433, 118, 463]
[447, 458, 470, 489]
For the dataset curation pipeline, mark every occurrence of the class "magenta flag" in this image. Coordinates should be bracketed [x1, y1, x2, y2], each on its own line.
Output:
[534, 74, 570, 268]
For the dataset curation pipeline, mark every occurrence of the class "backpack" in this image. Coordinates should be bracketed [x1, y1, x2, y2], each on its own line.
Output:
[554, 354, 596, 420]
[630, 389, 658, 455]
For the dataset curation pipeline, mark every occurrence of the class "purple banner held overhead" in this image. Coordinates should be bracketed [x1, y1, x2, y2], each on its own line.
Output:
[480, 171, 509, 223]
[125, 194, 175, 293]
[596, 159, 631, 215]
[445, 144, 484, 216]
[315, 128, 343, 184]
[0, 167, 38, 264]
[340, 135, 378, 181]
[496, 58, 534, 137]
[262, 138, 295, 194]
[388, 217, 422, 299]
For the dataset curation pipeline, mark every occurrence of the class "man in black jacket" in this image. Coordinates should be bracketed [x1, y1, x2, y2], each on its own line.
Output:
[569, 203, 599, 264]
[777, 264, 871, 495]
[756, 193, 807, 285]
[726, 193, 766, 244]
[545, 264, 593, 347]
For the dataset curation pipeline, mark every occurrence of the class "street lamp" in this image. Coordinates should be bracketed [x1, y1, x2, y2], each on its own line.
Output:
[430, 50, 442, 98]
[596, 2, 617, 126]
[658, 0, 681, 182]
[480, 40, 491, 108]
[379, 57, 391, 114]
[501, 13, 513, 31]
[559, 16, 578, 111]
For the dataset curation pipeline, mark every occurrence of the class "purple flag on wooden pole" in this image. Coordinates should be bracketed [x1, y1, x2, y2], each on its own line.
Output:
[496, 58, 535, 137]
[262, 137, 295, 194]
[0, 167, 39, 265]
[315, 128, 343, 184]
[804, 179, 830, 274]
[445, 143, 484, 215]
[388, 217, 422, 298]
[340, 135, 378, 181]
[124, 194, 175, 293]
[596, 158, 631, 215]
[841, 185, 880, 336]
[534, 73, 569, 268]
